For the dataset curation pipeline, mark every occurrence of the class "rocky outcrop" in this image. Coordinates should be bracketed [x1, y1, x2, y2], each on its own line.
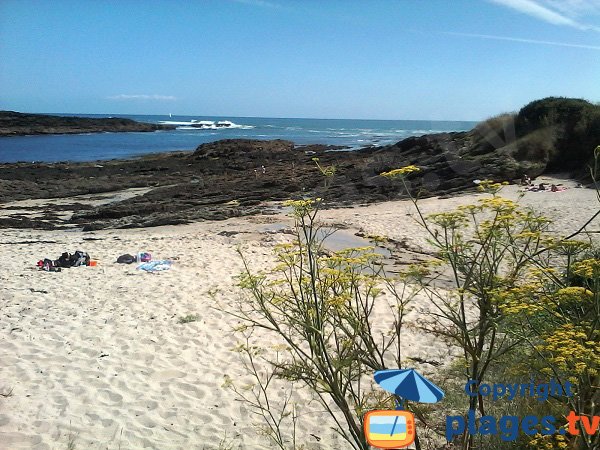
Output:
[0, 97, 597, 230]
[0, 111, 175, 136]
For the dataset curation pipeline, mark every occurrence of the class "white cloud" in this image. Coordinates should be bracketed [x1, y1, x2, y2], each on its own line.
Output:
[445, 30, 600, 50]
[544, 0, 600, 17]
[107, 94, 177, 101]
[488, 0, 600, 31]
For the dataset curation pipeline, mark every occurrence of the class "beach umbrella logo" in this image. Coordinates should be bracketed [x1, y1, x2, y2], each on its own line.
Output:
[364, 369, 444, 449]
[374, 369, 445, 404]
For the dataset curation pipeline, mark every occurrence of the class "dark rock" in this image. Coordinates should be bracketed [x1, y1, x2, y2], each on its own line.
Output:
[0, 97, 597, 230]
[218, 231, 241, 237]
[0, 111, 175, 136]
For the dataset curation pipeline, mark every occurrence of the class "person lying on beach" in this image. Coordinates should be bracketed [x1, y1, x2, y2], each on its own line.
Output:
[551, 184, 567, 192]
[526, 183, 546, 192]
[525, 183, 567, 192]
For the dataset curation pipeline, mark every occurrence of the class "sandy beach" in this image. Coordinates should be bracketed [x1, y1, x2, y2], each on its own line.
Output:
[3, 1, 600, 448]
[1, 176, 599, 450]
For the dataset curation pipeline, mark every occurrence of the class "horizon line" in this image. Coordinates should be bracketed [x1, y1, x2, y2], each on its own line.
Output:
[5, 109, 490, 123]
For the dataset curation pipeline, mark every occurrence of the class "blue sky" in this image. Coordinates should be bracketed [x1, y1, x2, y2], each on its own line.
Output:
[1, 0, 599, 120]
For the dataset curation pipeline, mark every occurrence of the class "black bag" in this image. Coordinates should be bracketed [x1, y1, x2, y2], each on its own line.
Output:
[56, 252, 71, 268]
[55, 251, 90, 268]
[70, 251, 90, 267]
[116, 254, 136, 264]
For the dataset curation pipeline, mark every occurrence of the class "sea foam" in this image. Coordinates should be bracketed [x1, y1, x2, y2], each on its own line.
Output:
[158, 119, 254, 130]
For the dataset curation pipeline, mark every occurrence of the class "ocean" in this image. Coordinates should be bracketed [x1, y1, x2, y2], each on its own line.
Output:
[0, 114, 477, 163]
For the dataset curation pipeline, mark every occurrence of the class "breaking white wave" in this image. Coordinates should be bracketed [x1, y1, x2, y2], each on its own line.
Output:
[158, 119, 254, 130]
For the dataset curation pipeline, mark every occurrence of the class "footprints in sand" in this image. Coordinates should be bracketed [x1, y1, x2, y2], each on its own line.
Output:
[0, 225, 294, 448]
[97, 389, 123, 406]
[131, 399, 159, 411]
[84, 413, 115, 429]
[0, 432, 44, 449]
[150, 369, 186, 381]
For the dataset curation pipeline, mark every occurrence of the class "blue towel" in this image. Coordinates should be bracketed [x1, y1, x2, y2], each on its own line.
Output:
[137, 260, 172, 272]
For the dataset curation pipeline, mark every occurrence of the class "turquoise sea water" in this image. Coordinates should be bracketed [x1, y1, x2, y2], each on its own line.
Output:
[0, 114, 476, 163]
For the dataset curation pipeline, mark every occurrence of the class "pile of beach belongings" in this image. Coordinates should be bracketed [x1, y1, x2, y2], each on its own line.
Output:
[37, 251, 91, 272]
[116, 252, 172, 272]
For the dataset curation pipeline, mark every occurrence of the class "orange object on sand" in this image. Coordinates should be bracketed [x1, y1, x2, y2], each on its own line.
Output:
[89, 260, 98, 267]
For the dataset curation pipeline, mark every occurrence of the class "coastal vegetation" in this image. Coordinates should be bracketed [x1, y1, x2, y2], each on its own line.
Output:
[230, 197, 415, 449]
[230, 147, 600, 449]
[178, 314, 199, 324]
[472, 97, 600, 178]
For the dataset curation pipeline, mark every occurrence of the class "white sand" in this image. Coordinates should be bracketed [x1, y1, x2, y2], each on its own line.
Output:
[1, 176, 598, 449]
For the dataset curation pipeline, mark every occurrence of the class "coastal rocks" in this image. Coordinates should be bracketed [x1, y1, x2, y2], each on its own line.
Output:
[0, 132, 580, 230]
[189, 139, 297, 173]
[0, 111, 175, 136]
[1, 96, 598, 230]
[192, 139, 295, 160]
